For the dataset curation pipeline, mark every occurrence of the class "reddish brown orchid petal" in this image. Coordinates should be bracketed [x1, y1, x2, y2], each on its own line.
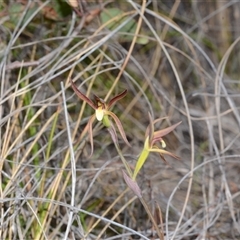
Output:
[152, 121, 182, 145]
[145, 113, 168, 140]
[159, 153, 167, 164]
[106, 111, 131, 147]
[107, 89, 127, 109]
[107, 123, 119, 145]
[88, 115, 96, 156]
[71, 79, 97, 109]
[79, 114, 96, 156]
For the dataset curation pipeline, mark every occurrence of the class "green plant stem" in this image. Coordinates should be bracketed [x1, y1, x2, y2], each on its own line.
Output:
[112, 137, 132, 178]
[111, 129, 164, 239]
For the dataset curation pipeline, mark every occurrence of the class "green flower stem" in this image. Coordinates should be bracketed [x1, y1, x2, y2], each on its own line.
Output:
[112, 139, 133, 178]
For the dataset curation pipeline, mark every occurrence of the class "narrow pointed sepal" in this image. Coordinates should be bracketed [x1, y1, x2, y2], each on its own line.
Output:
[71, 79, 97, 109]
[106, 111, 131, 147]
[79, 114, 96, 157]
[107, 124, 119, 145]
[152, 121, 182, 143]
[108, 89, 127, 109]
[150, 147, 180, 160]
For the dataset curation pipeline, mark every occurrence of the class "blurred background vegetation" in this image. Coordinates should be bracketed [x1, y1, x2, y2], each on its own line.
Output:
[1, 0, 240, 239]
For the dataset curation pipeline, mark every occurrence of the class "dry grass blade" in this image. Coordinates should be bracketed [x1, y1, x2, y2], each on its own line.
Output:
[1, 1, 240, 239]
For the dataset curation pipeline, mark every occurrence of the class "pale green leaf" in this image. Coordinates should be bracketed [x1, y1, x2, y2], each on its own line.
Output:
[9, 3, 38, 26]
[100, 8, 148, 45]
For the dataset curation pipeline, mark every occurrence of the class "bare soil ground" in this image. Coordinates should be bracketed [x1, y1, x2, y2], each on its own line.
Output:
[1, 1, 240, 239]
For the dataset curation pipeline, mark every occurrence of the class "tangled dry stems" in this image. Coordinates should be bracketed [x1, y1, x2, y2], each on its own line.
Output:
[1, 1, 240, 239]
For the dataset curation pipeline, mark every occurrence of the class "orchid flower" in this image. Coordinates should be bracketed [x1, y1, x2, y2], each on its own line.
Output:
[71, 79, 131, 155]
[132, 113, 181, 180]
